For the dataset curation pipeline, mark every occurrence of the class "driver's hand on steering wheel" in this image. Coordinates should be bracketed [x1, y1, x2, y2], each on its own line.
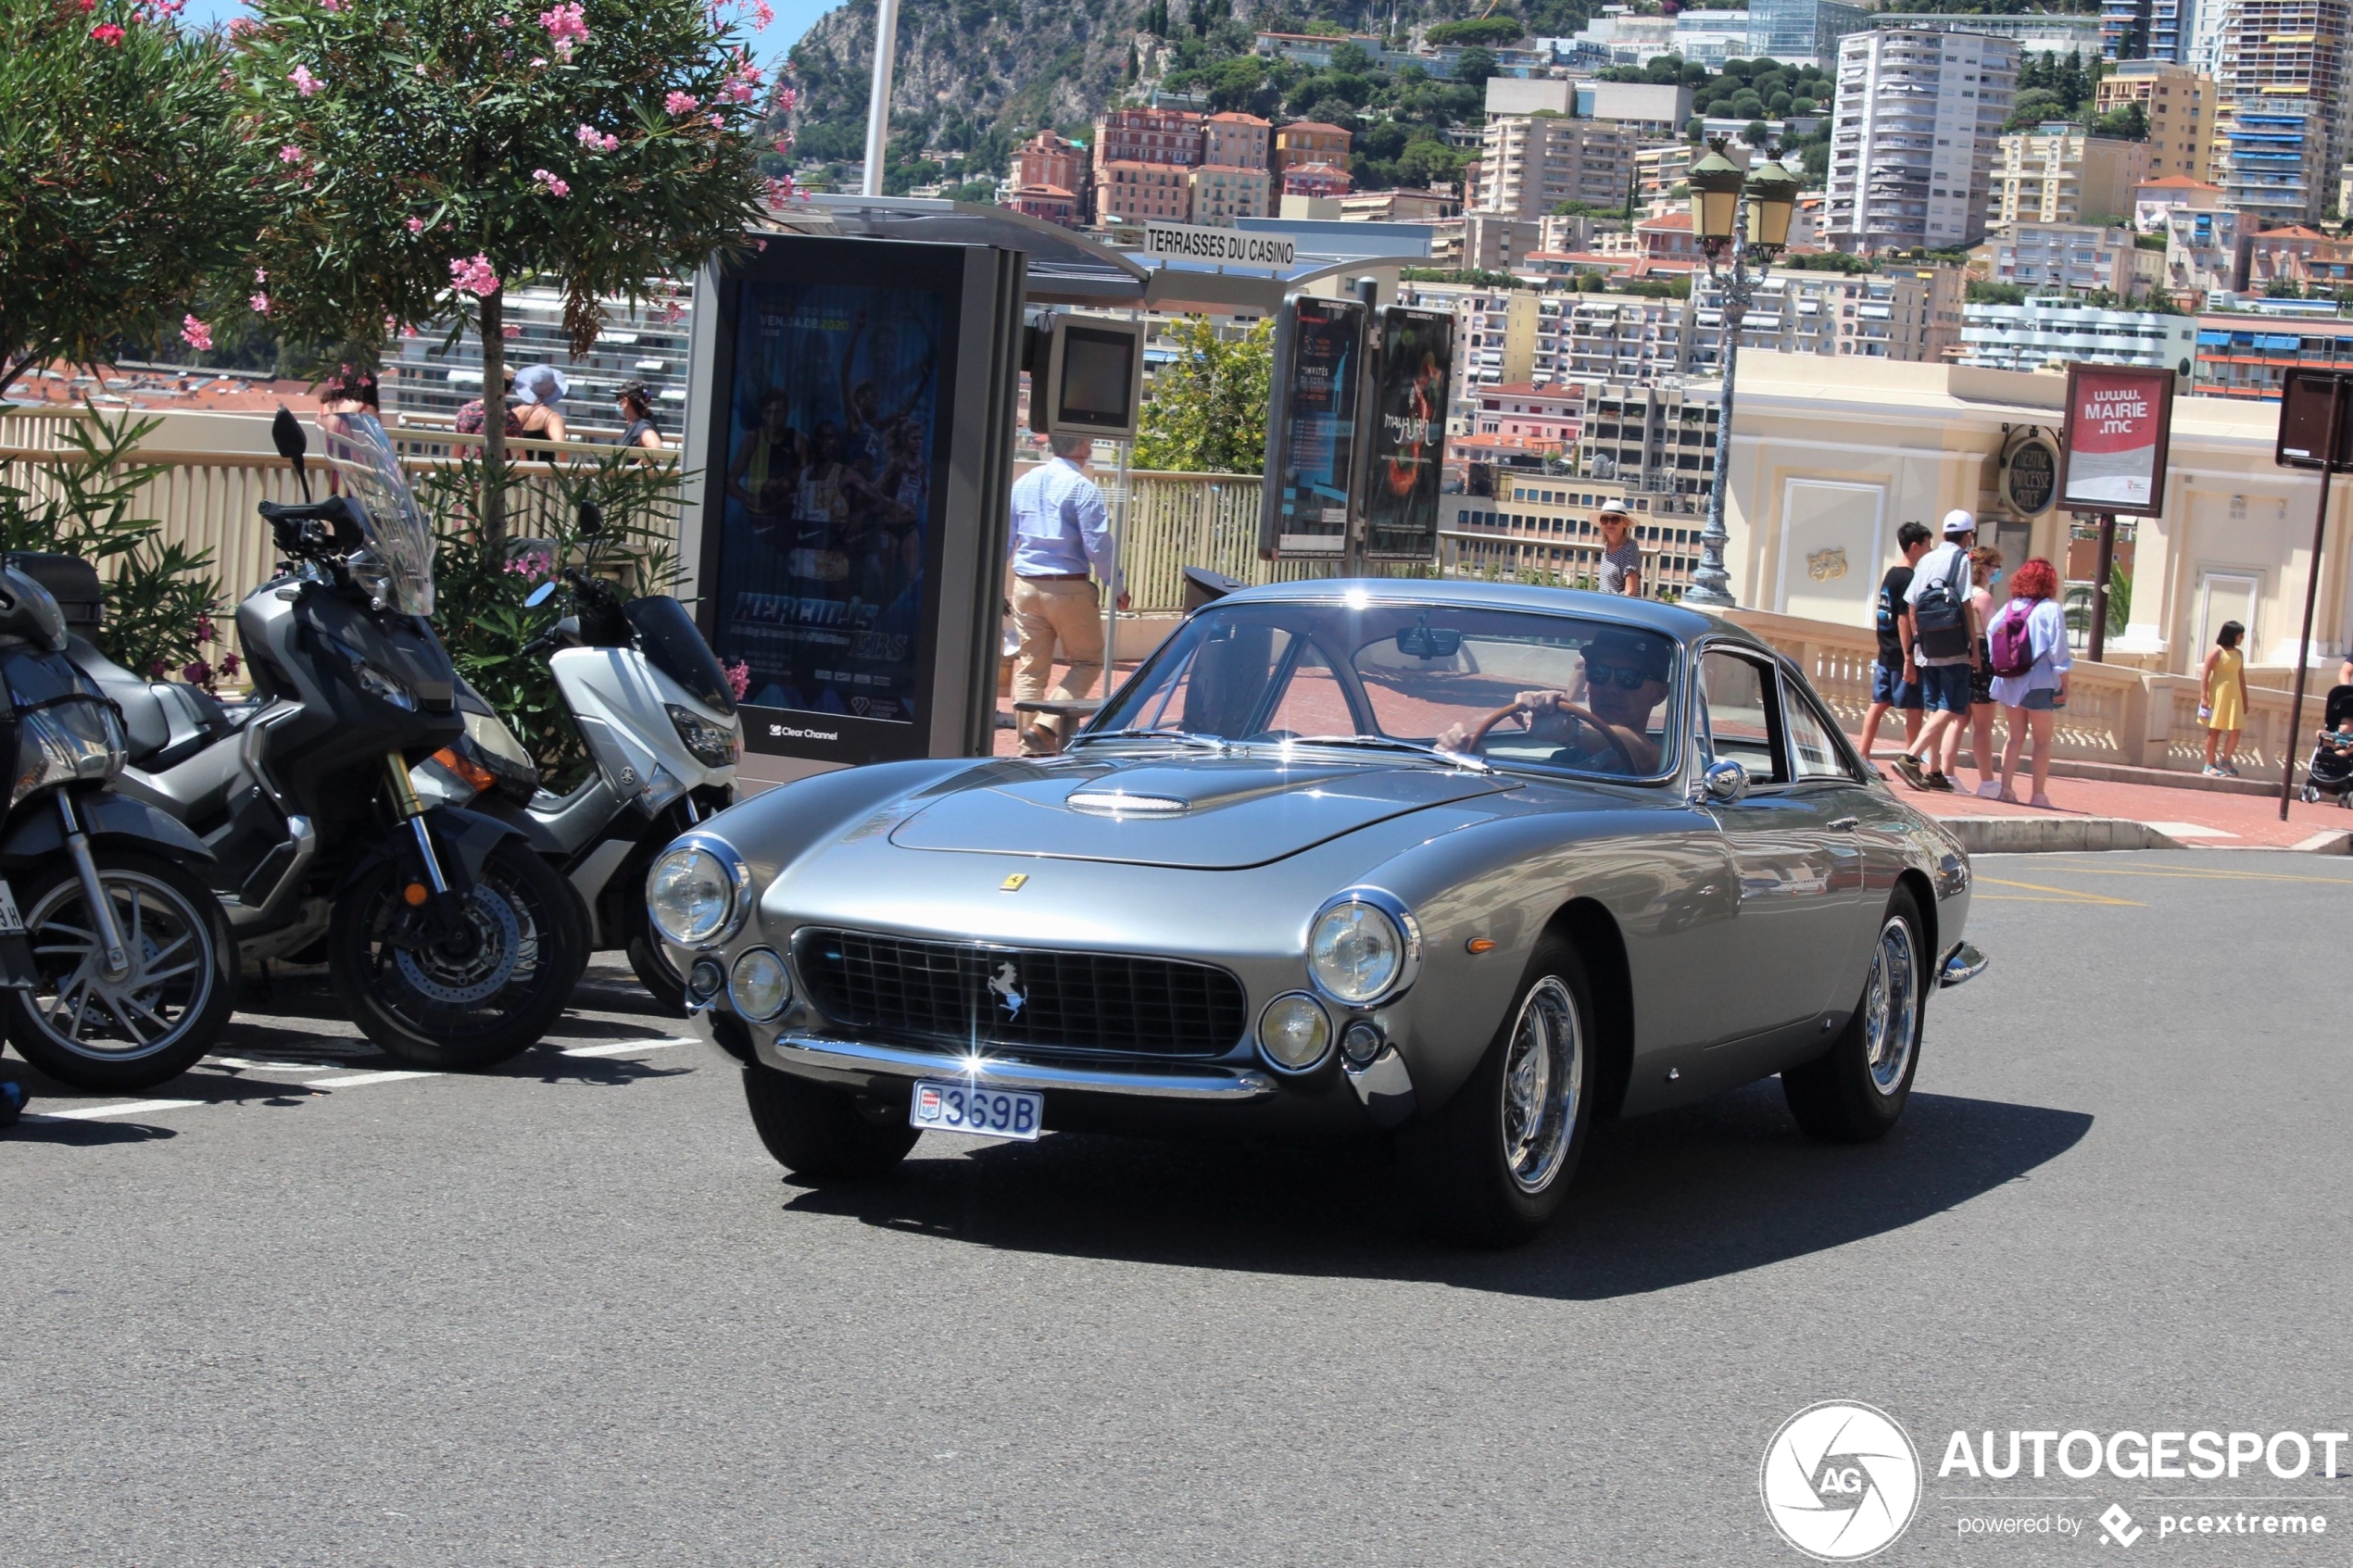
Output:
[1435, 689, 1575, 752]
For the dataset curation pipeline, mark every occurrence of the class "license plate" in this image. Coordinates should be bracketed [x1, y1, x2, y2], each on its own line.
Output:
[909, 1079, 1042, 1141]
[0, 880, 21, 936]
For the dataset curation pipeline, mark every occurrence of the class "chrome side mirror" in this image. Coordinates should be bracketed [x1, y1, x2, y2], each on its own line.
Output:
[1700, 759, 1749, 805]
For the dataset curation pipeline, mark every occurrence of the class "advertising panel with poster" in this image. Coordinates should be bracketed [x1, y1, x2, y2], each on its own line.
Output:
[2060, 363, 2175, 517]
[1362, 305, 1453, 561]
[1259, 295, 1365, 557]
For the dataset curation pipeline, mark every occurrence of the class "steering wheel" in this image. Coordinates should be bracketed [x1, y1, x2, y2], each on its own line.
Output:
[1458, 698, 1642, 774]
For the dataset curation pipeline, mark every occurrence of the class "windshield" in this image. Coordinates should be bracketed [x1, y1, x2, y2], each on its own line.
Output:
[626, 595, 736, 715]
[1088, 598, 1683, 781]
[316, 413, 434, 616]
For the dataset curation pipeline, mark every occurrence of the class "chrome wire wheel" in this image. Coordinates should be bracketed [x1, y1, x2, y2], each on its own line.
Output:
[24, 867, 216, 1063]
[1498, 974, 1583, 1196]
[1862, 915, 1920, 1098]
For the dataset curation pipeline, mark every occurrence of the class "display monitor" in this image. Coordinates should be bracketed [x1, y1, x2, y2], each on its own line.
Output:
[1043, 316, 1145, 440]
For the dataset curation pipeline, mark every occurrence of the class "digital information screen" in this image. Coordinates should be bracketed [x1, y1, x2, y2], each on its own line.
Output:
[1058, 325, 1137, 429]
[1363, 306, 1453, 561]
[1261, 295, 1365, 557]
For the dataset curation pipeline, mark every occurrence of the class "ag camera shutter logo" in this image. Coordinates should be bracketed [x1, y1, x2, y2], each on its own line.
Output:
[1760, 1400, 1922, 1561]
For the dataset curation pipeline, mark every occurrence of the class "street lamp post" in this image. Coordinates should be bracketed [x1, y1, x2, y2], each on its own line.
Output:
[1680, 139, 1799, 608]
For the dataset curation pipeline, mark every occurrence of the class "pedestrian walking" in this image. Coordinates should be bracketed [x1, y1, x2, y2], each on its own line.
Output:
[2199, 620, 2250, 777]
[1008, 433, 1126, 756]
[510, 364, 569, 443]
[1889, 508, 1982, 794]
[1596, 503, 1642, 597]
[1988, 556, 2070, 807]
[1857, 520, 1932, 770]
[1965, 544, 2005, 797]
[614, 381, 664, 451]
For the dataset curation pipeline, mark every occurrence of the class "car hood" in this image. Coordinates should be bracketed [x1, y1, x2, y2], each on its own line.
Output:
[887, 753, 1516, 870]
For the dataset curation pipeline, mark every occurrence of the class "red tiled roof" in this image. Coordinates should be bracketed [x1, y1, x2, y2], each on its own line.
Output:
[2138, 174, 2221, 190]
[1207, 112, 1271, 126]
[1279, 121, 1349, 136]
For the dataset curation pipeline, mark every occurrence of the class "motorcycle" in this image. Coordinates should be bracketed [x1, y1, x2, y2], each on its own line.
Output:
[61, 409, 585, 1070]
[409, 547, 741, 1012]
[0, 560, 234, 1092]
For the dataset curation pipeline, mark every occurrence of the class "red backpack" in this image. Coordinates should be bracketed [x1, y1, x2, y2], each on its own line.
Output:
[1987, 600, 2038, 679]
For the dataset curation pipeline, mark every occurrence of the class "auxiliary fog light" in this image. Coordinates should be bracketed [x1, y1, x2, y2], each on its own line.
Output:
[1340, 1021, 1384, 1070]
[728, 947, 792, 1022]
[1257, 992, 1333, 1073]
[686, 957, 725, 1009]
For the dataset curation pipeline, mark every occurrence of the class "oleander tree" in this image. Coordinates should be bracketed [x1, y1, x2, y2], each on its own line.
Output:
[1133, 316, 1271, 475]
[233, 0, 783, 545]
[0, 0, 258, 401]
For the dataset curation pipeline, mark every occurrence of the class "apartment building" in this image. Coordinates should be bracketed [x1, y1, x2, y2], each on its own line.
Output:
[1397, 281, 1544, 435]
[1188, 165, 1270, 224]
[1957, 296, 2200, 371]
[1635, 140, 1754, 207]
[2092, 61, 2216, 182]
[1990, 221, 2138, 294]
[1094, 161, 1191, 224]
[1558, 295, 1692, 384]
[1015, 130, 1091, 207]
[1475, 115, 1639, 222]
[2159, 204, 2252, 297]
[2192, 313, 2353, 397]
[1005, 184, 1084, 228]
[1428, 213, 1544, 272]
[1093, 107, 1205, 171]
[1994, 124, 2151, 226]
[1467, 383, 1582, 449]
[2210, 0, 2351, 224]
[1273, 121, 1351, 180]
[1577, 383, 1721, 522]
[1337, 189, 1456, 221]
[1200, 112, 1271, 171]
[2133, 173, 2227, 228]
[2241, 224, 2353, 290]
[1749, 0, 1870, 66]
[1689, 267, 1965, 367]
[1446, 477, 1705, 597]
[1826, 26, 2020, 251]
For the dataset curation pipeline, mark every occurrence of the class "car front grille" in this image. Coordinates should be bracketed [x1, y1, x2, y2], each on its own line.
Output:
[792, 928, 1250, 1060]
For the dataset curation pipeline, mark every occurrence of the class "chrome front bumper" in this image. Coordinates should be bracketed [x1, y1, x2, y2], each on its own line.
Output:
[1939, 942, 1988, 989]
[757, 1030, 1280, 1102]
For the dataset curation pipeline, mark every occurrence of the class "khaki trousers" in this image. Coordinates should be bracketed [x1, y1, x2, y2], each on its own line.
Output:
[1011, 575, 1103, 751]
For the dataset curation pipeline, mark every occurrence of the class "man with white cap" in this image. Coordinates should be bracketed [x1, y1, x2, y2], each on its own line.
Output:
[1891, 508, 1982, 791]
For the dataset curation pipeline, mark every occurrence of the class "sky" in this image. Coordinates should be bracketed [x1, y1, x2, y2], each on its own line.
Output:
[174, 0, 838, 63]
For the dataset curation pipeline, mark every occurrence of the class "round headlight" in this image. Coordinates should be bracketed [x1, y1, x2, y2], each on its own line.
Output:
[1257, 992, 1333, 1072]
[1309, 899, 1407, 1004]
[647, 844, 736, 946]
[729, 947, 791, 1021]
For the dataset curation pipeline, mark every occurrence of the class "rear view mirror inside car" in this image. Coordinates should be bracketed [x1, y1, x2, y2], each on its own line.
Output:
[1396, 625, 1462, 659]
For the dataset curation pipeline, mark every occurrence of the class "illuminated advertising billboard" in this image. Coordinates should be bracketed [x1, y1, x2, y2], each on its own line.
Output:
[1259, 294, 1365, 558]
[1362, 305, 1453, 562]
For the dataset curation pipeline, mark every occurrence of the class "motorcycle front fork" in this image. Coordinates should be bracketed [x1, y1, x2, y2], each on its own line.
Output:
[384, 752, 455, 898]
[57, 793, 131, 980]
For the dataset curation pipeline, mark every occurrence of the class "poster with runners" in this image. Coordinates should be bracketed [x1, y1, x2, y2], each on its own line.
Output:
[2059, 362, 2175, 517]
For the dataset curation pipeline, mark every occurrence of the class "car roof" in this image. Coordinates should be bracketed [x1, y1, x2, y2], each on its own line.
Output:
[1210, 577, 1767, 652]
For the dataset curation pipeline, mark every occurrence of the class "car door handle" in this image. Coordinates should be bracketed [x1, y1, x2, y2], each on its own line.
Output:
[1827, 817, 1860, 832]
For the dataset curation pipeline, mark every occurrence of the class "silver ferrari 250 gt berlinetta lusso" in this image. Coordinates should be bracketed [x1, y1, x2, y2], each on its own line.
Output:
[649, 582, 1985, 1245]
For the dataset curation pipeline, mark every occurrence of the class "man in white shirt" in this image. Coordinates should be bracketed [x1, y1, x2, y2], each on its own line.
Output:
[1006, 433, 1129, 755]
[1890, 508, 1982, 793]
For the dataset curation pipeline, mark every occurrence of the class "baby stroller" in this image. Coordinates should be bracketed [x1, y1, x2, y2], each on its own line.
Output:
[2299, 685, 2353, 806]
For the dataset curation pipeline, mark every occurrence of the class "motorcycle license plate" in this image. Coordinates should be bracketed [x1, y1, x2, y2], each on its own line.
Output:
[909, 1079, 1041, 1141]
[0, 880, 22, 935]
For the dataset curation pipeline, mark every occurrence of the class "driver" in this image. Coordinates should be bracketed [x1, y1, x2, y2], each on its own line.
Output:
[1436, 629, 1673, 774]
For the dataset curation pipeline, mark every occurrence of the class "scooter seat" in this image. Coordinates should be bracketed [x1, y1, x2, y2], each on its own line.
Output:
[67, 634, 235, 771]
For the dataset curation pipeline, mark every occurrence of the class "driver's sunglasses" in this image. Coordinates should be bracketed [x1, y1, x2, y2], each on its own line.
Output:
[1583, 660, 1655, 690]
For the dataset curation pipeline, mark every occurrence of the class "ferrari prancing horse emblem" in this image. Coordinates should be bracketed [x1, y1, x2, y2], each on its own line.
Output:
[988, 960, 1026, 1019]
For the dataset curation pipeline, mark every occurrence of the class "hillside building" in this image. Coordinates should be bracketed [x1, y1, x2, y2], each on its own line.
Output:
[1094, 160, 1191, 224]
[1826, 27, 2020, 251]
[1273, 121, 1352, 181]
[1201, 113, 1271, 171]
[1989, 221, 2139, 295]
[1957, 296, 2199, 371]
[1474, 115, 1638, 221]
[1092, 107, 1204, 171]
[1015, 130, 1091, 214]
[1189, 164, 1271, 224]
[2209, 0, 2350, 224]
[1994, 124, 2151, 227]
[2092, 61, 2217, 182]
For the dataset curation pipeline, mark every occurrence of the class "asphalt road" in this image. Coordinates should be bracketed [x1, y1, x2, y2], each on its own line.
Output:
[3, 850, 2349, 1566]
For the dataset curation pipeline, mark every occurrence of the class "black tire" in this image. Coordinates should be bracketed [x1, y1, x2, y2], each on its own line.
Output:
[1399, 935, 1597, 1248]
[742, 1065, 918, 1179]
[1783, 888, 1926, 1143]
[328, 836, 586, 1071]
[623, 898, 687, 1015]
[3, 848, 235, 1094]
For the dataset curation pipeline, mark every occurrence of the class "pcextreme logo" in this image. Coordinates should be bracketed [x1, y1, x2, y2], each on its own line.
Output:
[1761, 1401, 1924, 1561]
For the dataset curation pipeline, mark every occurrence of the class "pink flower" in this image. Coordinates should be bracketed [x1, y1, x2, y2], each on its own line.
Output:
[765, 174, 795, 206]
[74, 0, 94, 10]
[181, 315, 213, 351]
[449, 253, 499, 297]
[532, 168, 570, 197]
[289, 65, 321, 95]
[538, 0, 585, 58]
[249, 291, 271, 315]
[227, 16, 256, 33]
[502, 323, 522, 338]
[776, 86, 796, 115]
[195, 614, 218, 644]
[254, 266, 268, 282]
[89, 22, 125, 43]
[219, 651, 242, 679]
[751, 0, 774, 27]
[723, 659, 750, 700]
[708, 113, 723, 128]
[320, 0, 342, 9]
[182, 660, 212, 686]
[149, 659, 170, 679]
[664, 91, 698, 115]
[576, 124, 620, 152]
[279, 144, 305, 164]
[404, 216, 425, 233]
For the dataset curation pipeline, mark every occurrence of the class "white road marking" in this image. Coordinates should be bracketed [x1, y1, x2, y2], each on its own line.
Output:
[308, 1070, 441, 1089]
[560, 1036, 695, 1059]
[31, 1098, 203, 1121]
[206, 1058, 347, 1074]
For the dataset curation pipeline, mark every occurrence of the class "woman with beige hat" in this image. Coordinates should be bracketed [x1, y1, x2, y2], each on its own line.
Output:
[1596, 502, 1642, 597]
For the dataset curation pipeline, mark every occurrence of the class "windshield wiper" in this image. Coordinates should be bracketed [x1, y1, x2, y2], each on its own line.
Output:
[1067, 727, 1229, 751]
[1278, 734, 1492, 773]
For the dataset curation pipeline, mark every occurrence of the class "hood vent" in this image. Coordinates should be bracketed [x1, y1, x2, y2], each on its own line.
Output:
[1064, 788, 1190, 816]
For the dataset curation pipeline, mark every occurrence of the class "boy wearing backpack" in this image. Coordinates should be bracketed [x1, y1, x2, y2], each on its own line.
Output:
[1891, 509, 1983, 793]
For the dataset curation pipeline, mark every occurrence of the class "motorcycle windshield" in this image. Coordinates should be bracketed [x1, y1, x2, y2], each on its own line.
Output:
[318, 413, 435, 616]
[625, 596, 735, 716]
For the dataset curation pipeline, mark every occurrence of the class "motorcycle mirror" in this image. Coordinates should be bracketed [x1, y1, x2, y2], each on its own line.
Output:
[576, 499, 604, 536]
[271, 406, 311, 500]
[524, 581, 557, 608]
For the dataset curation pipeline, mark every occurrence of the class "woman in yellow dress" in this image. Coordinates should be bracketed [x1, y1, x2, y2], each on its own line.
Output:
[2201, 620, 2250, 777]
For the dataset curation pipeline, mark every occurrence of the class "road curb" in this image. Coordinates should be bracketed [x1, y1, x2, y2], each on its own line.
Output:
[1941, 815, 2183, 854]
[2291, 828, 2353, 854]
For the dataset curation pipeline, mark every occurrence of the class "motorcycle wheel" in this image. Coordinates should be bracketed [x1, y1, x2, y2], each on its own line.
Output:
[329, 837, 585, 1071]
[623, 898, 687, 1015]
[3, 849, 235, 1094]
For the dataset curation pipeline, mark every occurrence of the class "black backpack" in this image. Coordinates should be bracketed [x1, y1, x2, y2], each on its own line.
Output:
[1911, 549, 1972, 660]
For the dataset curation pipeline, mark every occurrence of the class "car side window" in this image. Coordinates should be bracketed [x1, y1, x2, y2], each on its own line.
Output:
[1781, 685, 1852, 782]
[1698, 648, 1789, 785]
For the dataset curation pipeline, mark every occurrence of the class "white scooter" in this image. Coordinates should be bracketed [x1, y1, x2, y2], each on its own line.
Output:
[411, 566, 742, 1010]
